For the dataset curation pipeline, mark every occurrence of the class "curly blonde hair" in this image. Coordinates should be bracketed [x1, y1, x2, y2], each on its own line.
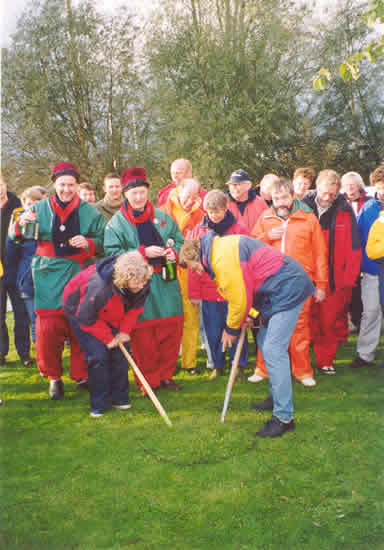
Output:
[370, 165, 384, 186]
[179, 239, 201, 268]
[113, 251, 153, 288]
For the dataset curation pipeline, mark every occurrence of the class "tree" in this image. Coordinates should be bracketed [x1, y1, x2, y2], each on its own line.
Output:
[2, 0, 141, 190]
[314, 0, 384, 89]
[144, 0, 315, 186]
[310, 0, 384, 177]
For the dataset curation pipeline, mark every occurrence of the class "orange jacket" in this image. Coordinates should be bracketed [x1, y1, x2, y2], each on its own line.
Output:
[252, 200, 328, 290]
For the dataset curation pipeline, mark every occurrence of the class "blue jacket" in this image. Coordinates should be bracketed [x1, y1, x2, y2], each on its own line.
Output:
[357, 198, 381, 275]
[4, 236, 37, 298]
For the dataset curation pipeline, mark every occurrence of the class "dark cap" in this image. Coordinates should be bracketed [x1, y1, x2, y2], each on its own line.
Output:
[227, 169, 250, 185]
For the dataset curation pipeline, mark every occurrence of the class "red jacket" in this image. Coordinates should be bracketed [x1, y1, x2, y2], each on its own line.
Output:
[227, 189, 268, 232]
[187, 213, 249, 301]
[303, 192, 361, 291]
[344, 190, 370, 215]
[63, 257, 150, 345]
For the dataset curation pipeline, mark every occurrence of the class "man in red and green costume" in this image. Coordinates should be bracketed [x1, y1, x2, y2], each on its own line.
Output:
[16, 162, 105, 399]
[104, 167, 184, 395]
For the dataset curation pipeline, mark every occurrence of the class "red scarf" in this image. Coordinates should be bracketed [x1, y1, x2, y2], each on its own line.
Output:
[50, 193, 80, 223]
[121, 200, 155, 226]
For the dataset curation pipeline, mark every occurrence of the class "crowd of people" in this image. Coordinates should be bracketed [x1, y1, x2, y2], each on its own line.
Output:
[1, 160, 384, 436]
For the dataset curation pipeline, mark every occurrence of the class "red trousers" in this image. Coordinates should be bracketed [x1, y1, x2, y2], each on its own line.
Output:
[130, 318, 183, 389]
[254, 296, 314, 381]
[311, 287, 352, 367]
[35, 309, 88, 381]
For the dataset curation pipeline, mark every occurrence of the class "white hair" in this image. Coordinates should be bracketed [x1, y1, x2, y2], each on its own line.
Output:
[341, 171, 365, 191]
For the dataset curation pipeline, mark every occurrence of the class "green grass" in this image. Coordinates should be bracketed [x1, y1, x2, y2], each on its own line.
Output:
[1, 315, 384, 550]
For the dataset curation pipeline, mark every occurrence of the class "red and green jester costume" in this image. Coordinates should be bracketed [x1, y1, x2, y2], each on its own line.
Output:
[104, 199, 184, 391]
[17, 191, 105, 382]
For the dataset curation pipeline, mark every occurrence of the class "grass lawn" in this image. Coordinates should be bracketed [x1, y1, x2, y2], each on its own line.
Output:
[1, 315, 384, 550]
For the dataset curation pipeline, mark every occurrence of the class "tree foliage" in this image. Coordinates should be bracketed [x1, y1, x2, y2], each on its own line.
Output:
[2, 0, 383, 193]
[2, 0, 141, 189]
[145, 0, 315, 186]
[314, 0, 384, 89]
[309, 0, 384, 177]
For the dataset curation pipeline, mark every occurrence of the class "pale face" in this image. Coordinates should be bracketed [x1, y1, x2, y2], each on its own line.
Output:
[316, 181, 340, 209]
[272, 190, 294, 219]
[23, 197, 39, 210]
[79, 189, 96, 203]
[228, 181, 251, 202]
[260, 185, 272, 202]
[55, 175, 79, 202]
[0, 180, 7, 202]
[170, 160, 192, 186]
[104, 178, 122, 201]
[375, 182, 384, 204]
[206, 208, 226, 224]
[343, 178, 361, 201]
[293, 176, 311, 199]
[125, 185, 148, 210]
[178, 184, 200, 212]
[185, 259, 205, 275]
[126, 277, 148, 293]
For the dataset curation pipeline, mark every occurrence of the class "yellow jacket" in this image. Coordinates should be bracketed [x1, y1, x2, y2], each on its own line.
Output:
[366, 211, 384, 260]
[200, 233, 314, 333]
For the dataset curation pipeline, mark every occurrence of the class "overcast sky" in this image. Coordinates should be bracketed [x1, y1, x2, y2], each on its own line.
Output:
[0, 0, 159, 48]
[0, 0, 350, 49]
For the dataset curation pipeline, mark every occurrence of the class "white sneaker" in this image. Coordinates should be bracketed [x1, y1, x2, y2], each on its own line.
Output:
[112, 403, 132, 410]
[247, 374, 264, 383]
[301, 377, 316, 387]
[90, 410, 104, 418]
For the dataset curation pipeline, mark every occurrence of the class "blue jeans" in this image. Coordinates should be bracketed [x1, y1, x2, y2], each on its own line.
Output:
[67, 319, 129, 413]
[257, 300, 305, 422]
[199, 302, 213, 365]
[203, 300, 248, 369]
[0, 280, 30, 359]
[23, 297, 36, 344]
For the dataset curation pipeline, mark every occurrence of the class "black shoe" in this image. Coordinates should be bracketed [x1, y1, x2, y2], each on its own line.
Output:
[349, 355, 372, 369]
[0, 354, 6, 366]
[21, 355, 34, 367]
[255, 415, 295, 438]
[49, 379, 64, 400]
[251, 395, 273, 411]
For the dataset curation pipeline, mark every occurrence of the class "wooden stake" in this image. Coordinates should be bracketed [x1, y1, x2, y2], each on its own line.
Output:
[220, 324, 247, 423]
[118, 343, 172, 427]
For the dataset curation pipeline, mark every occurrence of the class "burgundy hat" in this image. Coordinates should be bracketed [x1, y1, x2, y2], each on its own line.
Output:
[51, 162, 80, 183]
[121, 167, 150, 192]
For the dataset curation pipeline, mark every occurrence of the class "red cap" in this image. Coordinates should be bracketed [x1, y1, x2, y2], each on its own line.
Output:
[121, 167, 150, 192]
[51, 162, 80, 183]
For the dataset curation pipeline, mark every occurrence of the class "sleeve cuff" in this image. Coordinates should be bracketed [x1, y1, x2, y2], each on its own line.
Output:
[225, 324, 241, 337]
[138, 245, 148, 260]
[85, 238, 96, 257]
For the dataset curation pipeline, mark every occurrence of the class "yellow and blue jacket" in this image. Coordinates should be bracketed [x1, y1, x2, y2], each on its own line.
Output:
[200, 233, 314, 335]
